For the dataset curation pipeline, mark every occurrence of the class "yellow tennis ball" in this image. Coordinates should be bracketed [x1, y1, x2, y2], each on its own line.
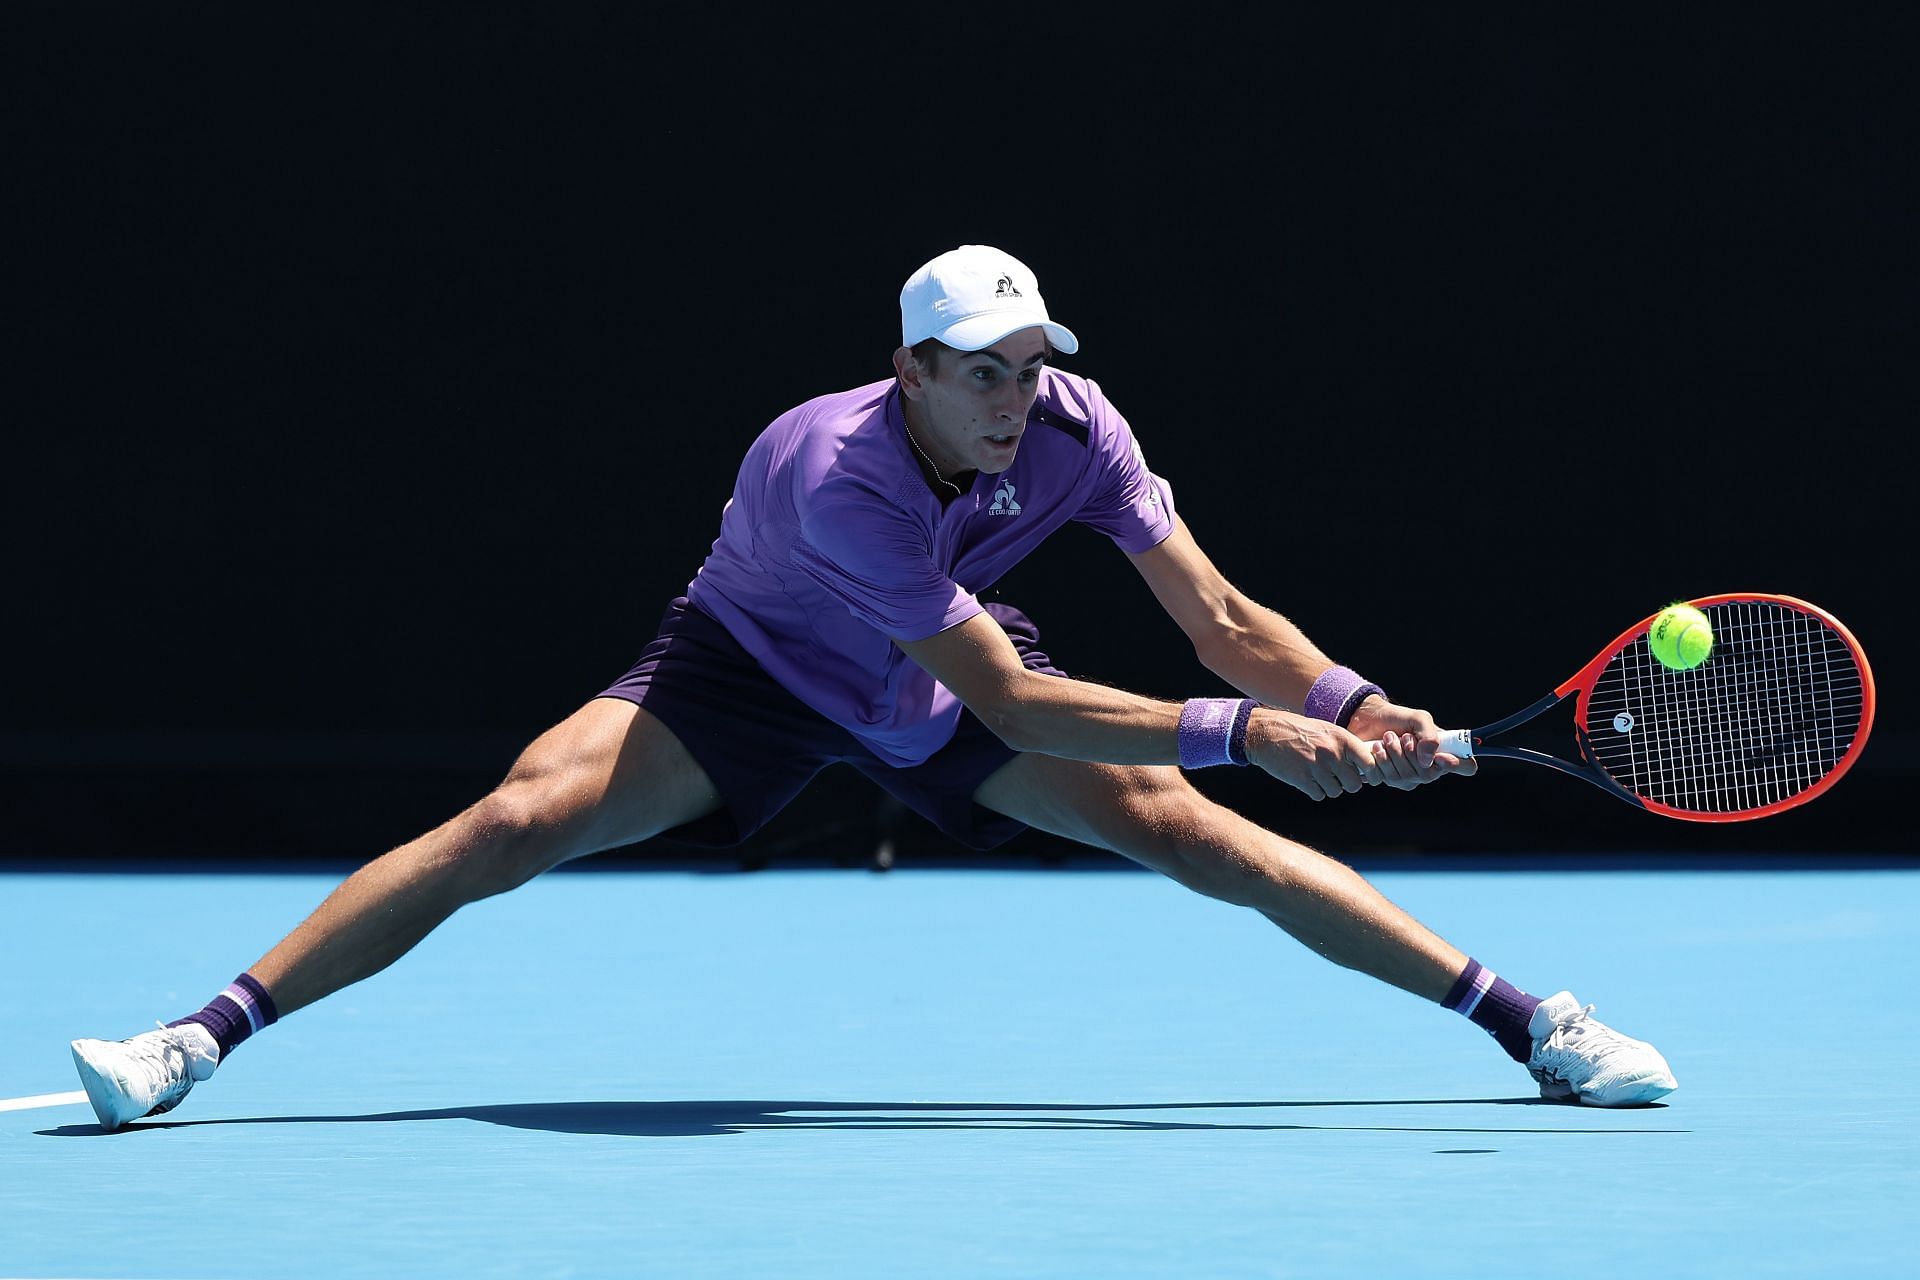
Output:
[1649, 603, 1714, 671]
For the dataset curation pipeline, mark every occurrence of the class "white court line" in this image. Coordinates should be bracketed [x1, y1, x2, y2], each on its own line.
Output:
[0, 1090, 88, 1113]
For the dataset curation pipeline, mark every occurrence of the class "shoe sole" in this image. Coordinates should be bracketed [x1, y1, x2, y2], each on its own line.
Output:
[1540, 1072, 1679, 1107]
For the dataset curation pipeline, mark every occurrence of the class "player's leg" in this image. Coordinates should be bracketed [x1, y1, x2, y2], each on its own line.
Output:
[251, 697, 721, 1014]
[977, 753, 1467, 998]
[71, 697, 722, 1129]
[972, 753, 1677, 1105]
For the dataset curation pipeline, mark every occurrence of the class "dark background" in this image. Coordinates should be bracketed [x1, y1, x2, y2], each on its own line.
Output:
[6, 7, 1911, 866]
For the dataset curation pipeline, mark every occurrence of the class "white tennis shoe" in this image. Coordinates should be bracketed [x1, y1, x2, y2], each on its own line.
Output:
[1526, 991, 1677, 1106]
[70, 1023, 220, 1131]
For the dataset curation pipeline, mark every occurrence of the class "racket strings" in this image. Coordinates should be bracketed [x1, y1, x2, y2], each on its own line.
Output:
[1581, 601, 1866, 814]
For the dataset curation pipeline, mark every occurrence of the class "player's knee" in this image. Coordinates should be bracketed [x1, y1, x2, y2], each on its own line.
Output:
[1110, 778, 1238, 892]
[1112, 779, 1287, 906]
[446, 778, 582, 897]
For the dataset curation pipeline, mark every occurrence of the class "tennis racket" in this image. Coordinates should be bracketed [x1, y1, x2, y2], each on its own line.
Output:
[1412, 594, 1875, 822]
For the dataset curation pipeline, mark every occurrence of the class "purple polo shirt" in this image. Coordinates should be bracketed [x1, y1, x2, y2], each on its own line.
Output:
[686, 368, 1176, 767]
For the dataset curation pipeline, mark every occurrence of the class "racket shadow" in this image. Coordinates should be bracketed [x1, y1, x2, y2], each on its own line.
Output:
[41, 1096, 1679, 1139]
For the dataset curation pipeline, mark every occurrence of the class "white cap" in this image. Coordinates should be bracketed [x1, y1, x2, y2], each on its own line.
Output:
[899, 245, 1080, 355]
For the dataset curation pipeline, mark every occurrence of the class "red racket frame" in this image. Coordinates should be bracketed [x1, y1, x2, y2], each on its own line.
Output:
[1465, 593, 1876, 822]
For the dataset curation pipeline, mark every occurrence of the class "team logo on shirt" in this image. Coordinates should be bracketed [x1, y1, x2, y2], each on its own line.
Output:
[994, 274, 1023, 298]
[988, 479, 1022, 516]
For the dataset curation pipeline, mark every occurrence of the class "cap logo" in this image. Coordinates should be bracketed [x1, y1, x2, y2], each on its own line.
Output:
[994, 274, 1023, 299]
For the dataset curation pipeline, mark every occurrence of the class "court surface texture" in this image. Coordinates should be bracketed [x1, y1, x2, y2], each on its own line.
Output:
[3, 860, 1916, 1278]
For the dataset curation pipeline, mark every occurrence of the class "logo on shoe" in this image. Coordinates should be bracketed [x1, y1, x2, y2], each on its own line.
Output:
[988, 480, 1021, 516]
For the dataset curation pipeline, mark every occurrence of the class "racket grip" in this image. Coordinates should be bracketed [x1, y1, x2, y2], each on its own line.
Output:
[1361, 728, 1476, 758]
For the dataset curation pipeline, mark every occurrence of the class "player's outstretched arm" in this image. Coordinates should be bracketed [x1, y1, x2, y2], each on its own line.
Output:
[1125, 518, 1471, 787]
[895, 614, 1379, 801]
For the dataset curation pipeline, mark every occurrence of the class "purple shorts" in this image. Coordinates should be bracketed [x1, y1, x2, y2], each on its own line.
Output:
[596, 597, 1064, 850]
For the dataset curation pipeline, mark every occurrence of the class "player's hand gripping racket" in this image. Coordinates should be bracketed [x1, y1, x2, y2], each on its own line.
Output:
[1410, 594, 1875, 821]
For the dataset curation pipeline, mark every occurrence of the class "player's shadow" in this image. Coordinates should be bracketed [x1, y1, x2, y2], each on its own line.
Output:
[41, 1096, 1679, 1138]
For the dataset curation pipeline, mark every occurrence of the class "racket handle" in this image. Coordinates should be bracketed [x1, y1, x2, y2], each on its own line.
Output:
[1361, 728, 1476, 758]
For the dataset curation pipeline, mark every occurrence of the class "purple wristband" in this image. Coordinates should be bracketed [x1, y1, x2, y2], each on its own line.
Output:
[1179, 697, 1259, 768]
[1227, 698, 1257, 766]
[1304, 666, 1386, 729]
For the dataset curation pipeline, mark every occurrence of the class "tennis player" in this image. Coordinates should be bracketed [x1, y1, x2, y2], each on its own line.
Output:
[71, 245, 1676, 1128]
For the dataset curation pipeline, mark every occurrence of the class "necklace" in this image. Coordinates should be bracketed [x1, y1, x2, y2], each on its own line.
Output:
[902, 414, 962, 499]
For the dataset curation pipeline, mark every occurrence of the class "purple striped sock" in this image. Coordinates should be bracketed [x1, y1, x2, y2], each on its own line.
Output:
[1442, 959, 1539, 1064]
[169, 973, 280, 1062]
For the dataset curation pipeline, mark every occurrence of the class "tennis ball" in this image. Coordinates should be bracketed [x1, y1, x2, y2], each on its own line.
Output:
[1649, 603, 1714, 671]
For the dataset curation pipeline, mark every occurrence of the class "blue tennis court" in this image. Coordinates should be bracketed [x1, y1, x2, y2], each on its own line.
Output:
[5, 859, 1915, 1277]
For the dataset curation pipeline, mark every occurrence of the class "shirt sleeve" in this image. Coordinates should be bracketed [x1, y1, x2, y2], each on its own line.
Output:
[1070, 380, 1177, 553]
[794, 494, 984, 642]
